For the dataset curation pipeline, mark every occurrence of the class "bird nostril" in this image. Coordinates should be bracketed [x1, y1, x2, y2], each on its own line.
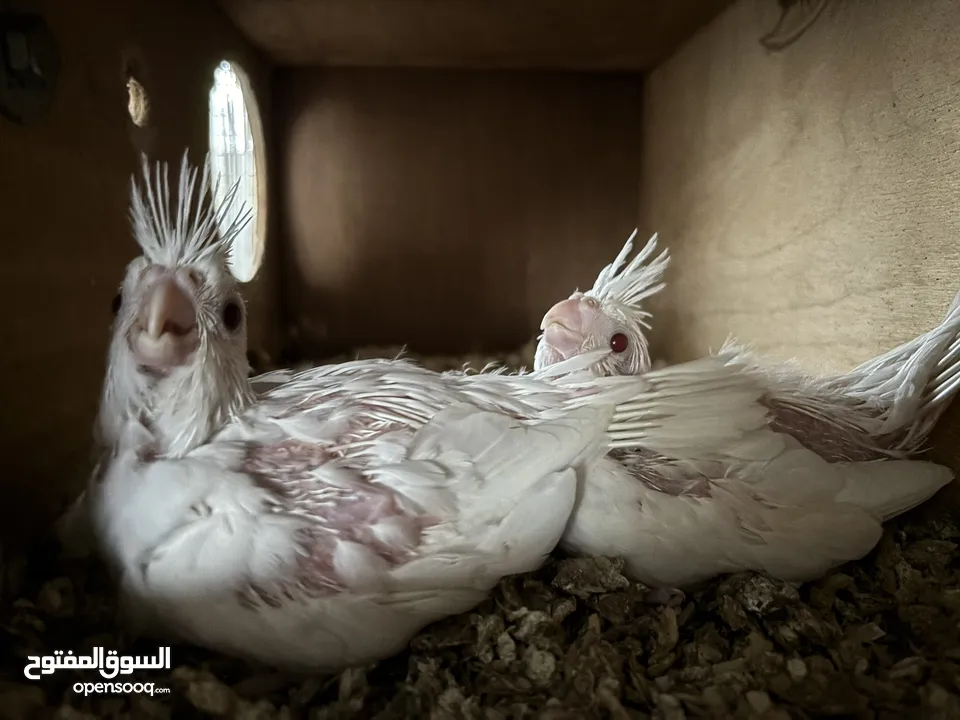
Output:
[582, 296, 599, 310]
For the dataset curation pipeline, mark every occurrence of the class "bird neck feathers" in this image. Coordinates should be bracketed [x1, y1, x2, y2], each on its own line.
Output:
[98, 332, 255, 458]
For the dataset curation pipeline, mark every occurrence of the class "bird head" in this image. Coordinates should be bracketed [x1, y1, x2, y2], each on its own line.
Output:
[534, 231, 669, 378]
[99, 152, 255, 457]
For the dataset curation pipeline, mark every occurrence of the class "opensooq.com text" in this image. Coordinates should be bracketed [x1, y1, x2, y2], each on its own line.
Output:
[73, 681, 170, 697]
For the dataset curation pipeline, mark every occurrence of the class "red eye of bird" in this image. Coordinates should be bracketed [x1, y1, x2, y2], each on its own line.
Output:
[610, 332, 629, 353]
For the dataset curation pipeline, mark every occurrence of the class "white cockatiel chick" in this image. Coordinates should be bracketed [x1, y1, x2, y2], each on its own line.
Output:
[535, 230, 669, 378]
[537, 230, 960, 461]
[533, 231, 956, 595]
[60, 154, 739, 672]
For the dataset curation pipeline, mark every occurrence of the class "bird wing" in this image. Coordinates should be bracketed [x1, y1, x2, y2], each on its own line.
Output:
[607, 354, 785, 465]
[566, 355, 951, 587]
[609, 353, 951, 506]
[114, 365, 611, 669]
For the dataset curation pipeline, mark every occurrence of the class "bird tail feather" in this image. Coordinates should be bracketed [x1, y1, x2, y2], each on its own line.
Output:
[834, 459, 953, 521]
[842, 286, 960, 448]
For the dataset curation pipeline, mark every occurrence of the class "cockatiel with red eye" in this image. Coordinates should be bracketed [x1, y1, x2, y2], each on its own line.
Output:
[535, 230, 669, 378]
[534, 233, 959, 602]
[58, 153, 759, 671]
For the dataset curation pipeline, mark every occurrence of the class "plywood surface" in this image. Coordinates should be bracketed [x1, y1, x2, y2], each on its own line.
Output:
[276, 68, 642, 356]
[641, 0, 960, 369]
[638, 0, 960, 474]
[216, 0, 733, 70]
[0, 0, 276, 542]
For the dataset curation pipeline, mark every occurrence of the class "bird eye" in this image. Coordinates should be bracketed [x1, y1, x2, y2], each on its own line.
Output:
[111, 292, 122, 316]
[222, 300, 244, 332]
[610, 332, 629, 353]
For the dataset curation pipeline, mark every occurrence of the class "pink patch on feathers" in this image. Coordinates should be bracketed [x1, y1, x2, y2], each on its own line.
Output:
[762, 396, 898, 462]
[240, 440, 435, 604]
[243, 440, 331, 479]
[615, 447, 713, 499]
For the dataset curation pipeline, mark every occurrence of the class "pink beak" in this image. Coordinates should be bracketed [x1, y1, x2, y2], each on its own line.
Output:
[132, 272, 199, 369]
[140, 276, 197, 339]
[539, 293, 600, 360]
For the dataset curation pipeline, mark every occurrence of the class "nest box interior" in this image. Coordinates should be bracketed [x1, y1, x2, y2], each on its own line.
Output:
[4, 1, 960, 717]
[2, 0, 960, 530]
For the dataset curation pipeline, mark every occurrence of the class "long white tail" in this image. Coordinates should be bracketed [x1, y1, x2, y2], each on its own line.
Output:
[711, 285, 960, 460]
[839, 288, 960, 448]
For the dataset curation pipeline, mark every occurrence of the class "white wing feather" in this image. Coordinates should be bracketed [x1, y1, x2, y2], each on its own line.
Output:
[547, 235, 956, 590]
[567, 355, 953, 587]
[91, 374, 614, 670]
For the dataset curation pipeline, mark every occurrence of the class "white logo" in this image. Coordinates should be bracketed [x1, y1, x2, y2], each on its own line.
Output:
[24, 647, 171, 681]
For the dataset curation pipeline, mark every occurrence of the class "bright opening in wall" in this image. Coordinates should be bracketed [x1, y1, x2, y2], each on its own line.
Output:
[208, 60, 266, 283]
[126, 75, 149, 127]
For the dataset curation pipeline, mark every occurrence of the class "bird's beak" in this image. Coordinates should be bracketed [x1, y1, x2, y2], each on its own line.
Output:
[540, 297, 582, 332]
[539, 294, 600, 360]
[141, 276, 197, 340]
[131, 274, 199, 370]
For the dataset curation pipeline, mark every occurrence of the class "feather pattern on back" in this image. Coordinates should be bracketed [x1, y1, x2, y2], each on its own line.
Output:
[68, 153, 714, 671]
[533, 233, 956, 591]
[87, 349, 701, 669]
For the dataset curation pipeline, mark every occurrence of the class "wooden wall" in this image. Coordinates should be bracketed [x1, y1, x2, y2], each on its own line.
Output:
[0, 0, 276, 541]
[638, 0, 960, 474]
[640, 0, 960, 371]
[15, 0, 959, 534]
[275, 67, 643, 357]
